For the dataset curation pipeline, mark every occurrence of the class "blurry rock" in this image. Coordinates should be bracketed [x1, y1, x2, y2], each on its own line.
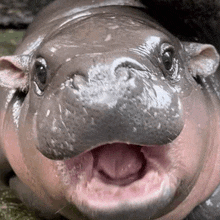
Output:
[0, 0, 53, 27]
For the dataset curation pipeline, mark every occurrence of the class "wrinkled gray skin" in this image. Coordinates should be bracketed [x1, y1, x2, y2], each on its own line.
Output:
[0, 0, 220, 220]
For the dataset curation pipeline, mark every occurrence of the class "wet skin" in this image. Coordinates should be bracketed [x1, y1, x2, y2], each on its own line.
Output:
[0, 0, 220, 220]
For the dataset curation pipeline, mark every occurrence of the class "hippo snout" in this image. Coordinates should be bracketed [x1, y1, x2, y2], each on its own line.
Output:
[35, 54, 184, 159]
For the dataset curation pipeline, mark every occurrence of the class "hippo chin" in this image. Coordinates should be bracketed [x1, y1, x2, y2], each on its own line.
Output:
[0, 0, 220, 220]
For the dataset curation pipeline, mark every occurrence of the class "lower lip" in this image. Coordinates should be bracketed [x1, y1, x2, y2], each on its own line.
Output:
[57, 143, 178, 210]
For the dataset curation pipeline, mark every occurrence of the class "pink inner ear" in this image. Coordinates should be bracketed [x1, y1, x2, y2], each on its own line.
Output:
[184, 42, 220, 77]
[0, 56, 29, 90]
[1, 59, 24, 78]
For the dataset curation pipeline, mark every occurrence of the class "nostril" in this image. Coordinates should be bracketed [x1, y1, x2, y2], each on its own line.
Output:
[113, 59, 145, 81]
[72, 74, 87, 90]
[115, 65, 131, 81]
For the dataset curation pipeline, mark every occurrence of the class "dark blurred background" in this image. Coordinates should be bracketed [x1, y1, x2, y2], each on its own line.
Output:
[0, 0, 52, 27]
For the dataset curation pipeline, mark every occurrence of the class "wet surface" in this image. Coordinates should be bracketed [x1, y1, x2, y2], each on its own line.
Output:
[0, 1, 219, 217]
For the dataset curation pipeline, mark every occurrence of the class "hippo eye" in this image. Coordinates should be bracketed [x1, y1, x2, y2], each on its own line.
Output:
[162, 49, 174, 70]
[160, 43, 178, 79]
[34, 57, 48, 93]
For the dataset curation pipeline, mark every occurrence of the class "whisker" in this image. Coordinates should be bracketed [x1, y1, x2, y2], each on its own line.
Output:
[55, 203, 71, 214]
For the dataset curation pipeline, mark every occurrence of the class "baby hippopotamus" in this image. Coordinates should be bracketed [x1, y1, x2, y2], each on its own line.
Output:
[0, 0, 220, 219]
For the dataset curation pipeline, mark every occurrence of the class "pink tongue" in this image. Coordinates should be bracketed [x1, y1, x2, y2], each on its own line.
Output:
[94, 143, 145, 180]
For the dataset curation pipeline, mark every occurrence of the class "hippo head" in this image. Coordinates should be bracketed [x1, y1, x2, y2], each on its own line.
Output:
[0, 7, 219, 220]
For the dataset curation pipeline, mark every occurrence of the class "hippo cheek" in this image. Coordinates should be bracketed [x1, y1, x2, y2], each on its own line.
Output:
[0, 95, 70, 214]
[9, 117, 69, 214]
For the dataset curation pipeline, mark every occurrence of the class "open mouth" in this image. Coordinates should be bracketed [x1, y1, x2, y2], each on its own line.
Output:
[57, 142, 177, 213]
[92, 143, 147, 186]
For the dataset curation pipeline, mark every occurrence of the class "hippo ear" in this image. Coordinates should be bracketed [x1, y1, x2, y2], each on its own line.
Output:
[0, 55, 30, 90]
[183, 42, 219, 77]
